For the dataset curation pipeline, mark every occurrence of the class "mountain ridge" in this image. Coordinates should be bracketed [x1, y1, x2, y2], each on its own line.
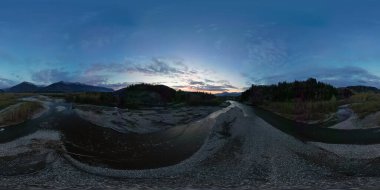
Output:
[345, 85, 380, 94]
[2, 81, 113, 93]
[38, 81, 113, 93]
[6, 81, 40, 93]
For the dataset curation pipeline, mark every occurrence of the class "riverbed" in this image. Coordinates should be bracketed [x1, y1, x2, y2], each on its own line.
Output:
[2, 97, 380, 189]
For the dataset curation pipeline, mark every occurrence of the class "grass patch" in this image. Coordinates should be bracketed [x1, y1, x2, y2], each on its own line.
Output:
[348, 93, 380, 118]
[351, 102, 380, 119]
[0, 93, 33, 110]
[262, 98, 338, 121]
[348, 93, 380, 103]
[0, 101, 43, 126]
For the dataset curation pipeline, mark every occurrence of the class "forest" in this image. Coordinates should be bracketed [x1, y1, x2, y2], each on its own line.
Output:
[240, 78, 338, 104]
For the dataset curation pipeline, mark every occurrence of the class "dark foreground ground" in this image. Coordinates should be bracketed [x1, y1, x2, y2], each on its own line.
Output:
[2, 100, 380, 189]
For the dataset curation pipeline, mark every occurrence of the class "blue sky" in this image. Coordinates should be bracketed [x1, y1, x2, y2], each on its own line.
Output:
[1, 0, 380, 92]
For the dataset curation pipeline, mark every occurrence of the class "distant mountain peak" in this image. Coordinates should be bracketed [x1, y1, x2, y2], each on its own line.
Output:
[38, 81, 113, 93]
[7, 81, 39, 93]
[56, 81, 71, 84]
[20, 81, 35, 85]
[3, 81, 113, 93]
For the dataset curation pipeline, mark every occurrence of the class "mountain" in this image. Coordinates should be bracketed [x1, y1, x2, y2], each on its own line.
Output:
[0, 89, 4, 93]
[346, 86, 380, 94]
[38, 81, 113, 93]
[7, 82, 40, 93]
[215, 92, 241, 97]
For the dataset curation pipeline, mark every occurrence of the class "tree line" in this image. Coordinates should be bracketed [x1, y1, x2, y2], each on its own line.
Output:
[63, 83, 221, 108]
[240, 78, 338, 104]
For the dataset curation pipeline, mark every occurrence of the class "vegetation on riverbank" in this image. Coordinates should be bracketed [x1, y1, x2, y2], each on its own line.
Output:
[347, 93, 380, 118]
[174, 90, 222, 106]
[0, 93, 33, 110]
[241, 78, 380, 124]
[261, 98, 338, 121]
[241, 78, 339, 122]
[0, 101, 43, 127]
[60, 84, 223, 108]
[241, 78, 337, 103]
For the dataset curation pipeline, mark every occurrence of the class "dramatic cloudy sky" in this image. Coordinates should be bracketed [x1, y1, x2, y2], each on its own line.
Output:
[1, 0, 380, 92]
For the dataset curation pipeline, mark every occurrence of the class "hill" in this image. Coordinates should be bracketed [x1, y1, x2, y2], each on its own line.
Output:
[7, 82, 40, 93]
[346, 86, 380, 94]
[38, 81, 113, 93]
[116, 84, 177, 106]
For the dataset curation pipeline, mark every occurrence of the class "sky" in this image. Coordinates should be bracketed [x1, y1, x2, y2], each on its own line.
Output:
[1, 0, 380, 93]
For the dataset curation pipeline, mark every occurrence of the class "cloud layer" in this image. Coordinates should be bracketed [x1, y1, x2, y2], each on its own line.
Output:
[31, 69, 71, 84]
[0, 78, 16, 88]
[127, 58, 188, 76]
[25, 57, 240, 93]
